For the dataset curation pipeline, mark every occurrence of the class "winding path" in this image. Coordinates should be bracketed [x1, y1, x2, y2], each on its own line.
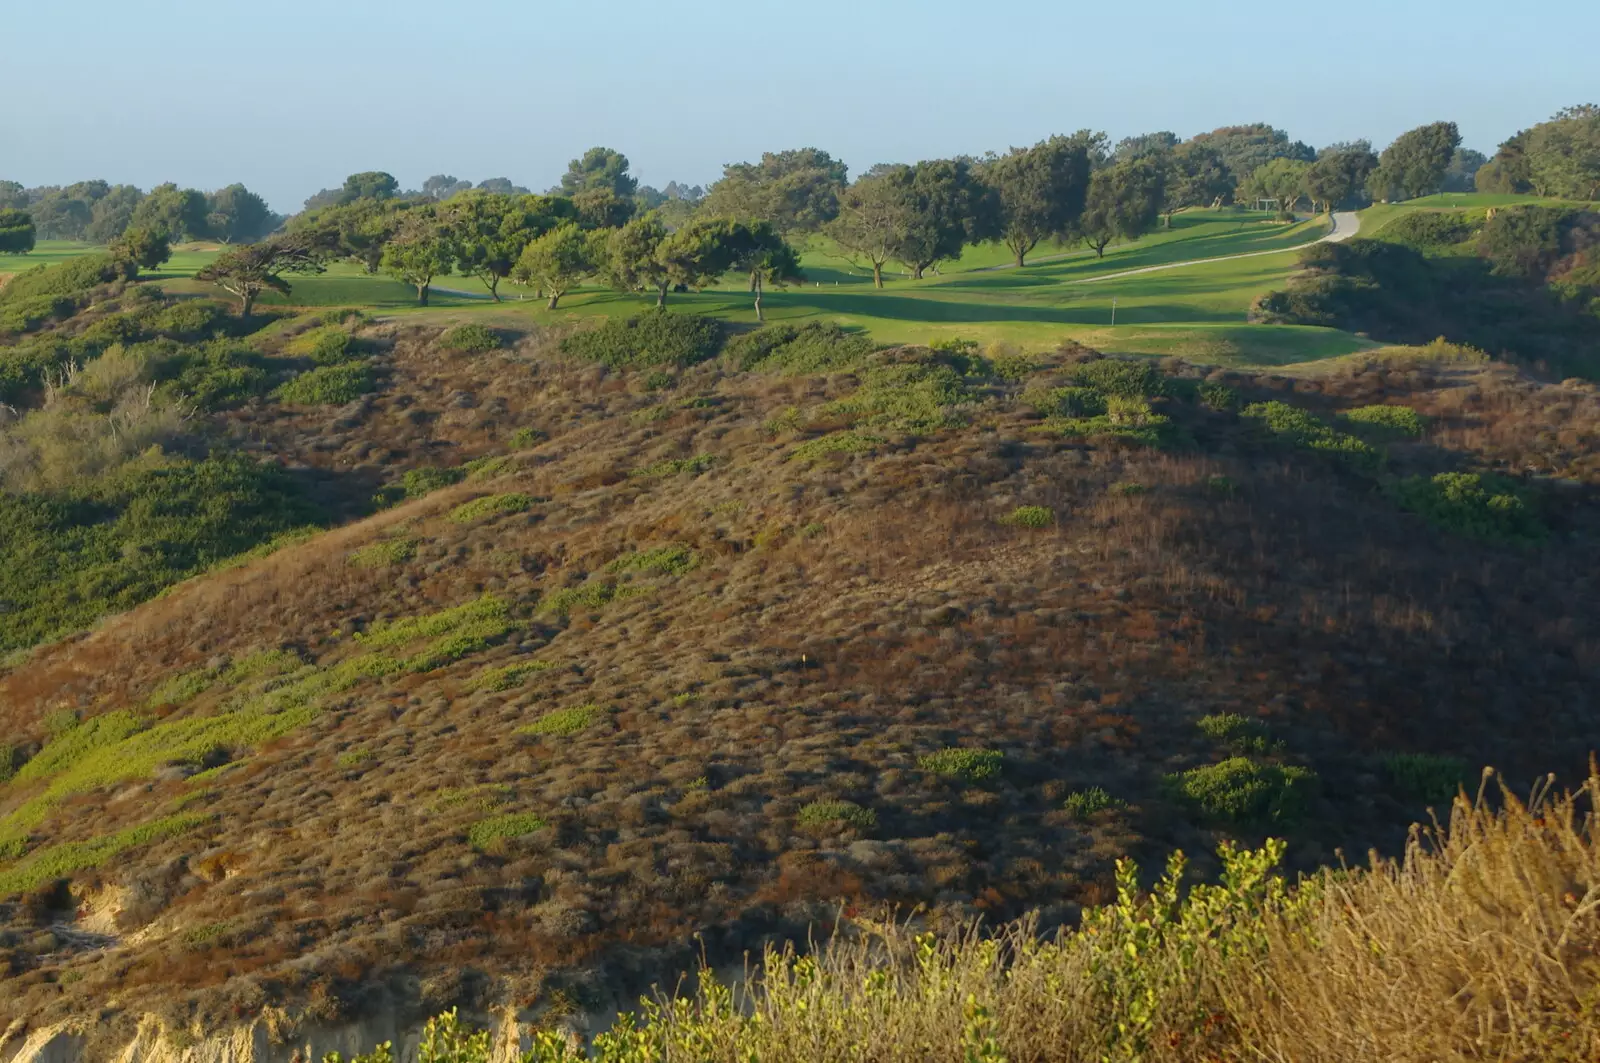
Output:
[1069, 211, 1360, 285]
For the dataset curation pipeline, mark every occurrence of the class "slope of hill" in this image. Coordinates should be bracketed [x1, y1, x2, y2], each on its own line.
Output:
[0, 297, 1597, 1050]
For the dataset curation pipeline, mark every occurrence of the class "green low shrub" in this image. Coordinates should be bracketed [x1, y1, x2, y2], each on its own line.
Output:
[519, 705, 601, 737]
[1023, 385, 1107, 418]
[272, 363, 375, 405]
[1382, 752, 1469, 804]
[796, 800, 877, 831]
[447, 493, 531, 523]
[1063, 786, 1124, 818]
[1196, 713, 1275, 754]
[561, 312, 723, 369]
[1385, 210, 1475, 250]
[1388, 472, 1544, 542]
[1198, 380, 1238, 410]
[788, 433, 882, 464]
[1241, 401, 1380, 470]
[439, 323, 502, 353]
[466, 812, 547, 851]
[1165, 757, 1317, 825]
[1067, 359, 1166, 398]
[725, 322, 874, 373]
[1341, 404, 1427, 437]
[347, 539, 417, 568]
[632, 454, 717, 478]
[0, 253, 137, 307]
[607, 545, 698, 577]
[919, 747, 1003, 782]
[1003, 505, 1053, 528]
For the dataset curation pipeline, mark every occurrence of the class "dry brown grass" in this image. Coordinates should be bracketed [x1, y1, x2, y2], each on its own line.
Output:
[0, 327, 1596, 1046]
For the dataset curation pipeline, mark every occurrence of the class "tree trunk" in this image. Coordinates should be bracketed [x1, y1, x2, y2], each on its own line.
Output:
[547, 292, 561, 309]
[749, 271, 758, 293]
[912, 265, 925, 279]
[488, 276, 501, 302]
[1014, 250, 1026, 268]
[656, 281, 668, 309]
[753, 276, 764, 322]
[416, 282, 430, 307]
[239, 291, 256, 317]
[872, 262, 883, 289]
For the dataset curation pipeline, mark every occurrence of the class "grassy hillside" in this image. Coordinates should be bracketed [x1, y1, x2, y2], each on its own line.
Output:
[0, 282, 1596, 1046]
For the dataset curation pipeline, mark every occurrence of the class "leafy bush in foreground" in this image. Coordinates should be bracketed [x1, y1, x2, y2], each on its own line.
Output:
[1002, 505, 1053, 528]
[1341, 403, 1427, 437]
[724, 322, 874, 373]
[561, 312, 723, 369]
[919, 747, 1003, 782]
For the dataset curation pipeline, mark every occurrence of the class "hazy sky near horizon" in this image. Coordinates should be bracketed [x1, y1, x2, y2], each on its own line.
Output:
[4, 0, 1596, 214]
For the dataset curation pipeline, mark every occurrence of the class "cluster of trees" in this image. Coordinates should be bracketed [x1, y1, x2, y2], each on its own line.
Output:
[1477, 105, 1600, 200]
[0, 180, 280, 246]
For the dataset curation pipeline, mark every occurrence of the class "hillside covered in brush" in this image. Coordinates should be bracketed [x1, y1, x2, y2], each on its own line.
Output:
[0, 264, 1598, 1048]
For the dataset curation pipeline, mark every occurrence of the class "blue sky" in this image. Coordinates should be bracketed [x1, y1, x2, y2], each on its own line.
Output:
[3, 0, 1595, 214]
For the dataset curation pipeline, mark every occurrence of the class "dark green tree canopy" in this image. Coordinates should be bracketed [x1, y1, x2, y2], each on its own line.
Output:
[1188, 124, 1314, 194]
[0, 208, 35, 254]
[560, 147, 637, 198]
[1442, 149, 1488, 193]
[445, 192, 574, 301]
[572, 187, 637, 231]
[205, 184, 278, 244]
[703, 148, 849, 234]
[1304, 146, 1378, 212]
[982, 133, 1096, 267]
[380, 207, 455, 306]
[340, 171, 400, 203]
[1114, 132, 1179, 162]
[84, 185, 144, 244]
[195, 232, 331, 316]
[1368, 122, 1462, 201]
[130, 183, 209, 243]
[1161, 141, 1233, 220]
[1078, 158, 1165, 257]
[110, 227, 171, 273]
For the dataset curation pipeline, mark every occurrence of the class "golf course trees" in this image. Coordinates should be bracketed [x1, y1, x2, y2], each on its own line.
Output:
[984, 133, 1095, 267]
[110, 227, 171, 273]
[1304, 145, 1379, 213]
[292, 199, 409, 273]
[561, 147, 638, 198]
[654, 218, 740, 302]
[572, 188, 636, 231]
[702, 148, 849, 235]
[204, 184, 277, 244]
[1241, 158, 1312, 212]
[1188, 124, 1314, 198]
[129, 183, 209, 243]
[603, 215, 674, 307]
[0, 209, 35, 254]
[514, 222, 595, 309]
[446, 192, 574, 301]
[828, 168, 912, 288]
[380, 208, 455, 306]
[1487, 106, 1600, 199]
[1077, 158, 1164, 257]
[195, 233, 329, 316]
[84, 185, 144, 244]
[726, 220, 802, 322]
[1114, 131, 1179, 162]
[1442, 149, 1488, 193]
[340, 171, 400, 203]
[895, 158, 993, 279]
[1160, 141, 1233, 225]
[1368, 122, 1462, 201]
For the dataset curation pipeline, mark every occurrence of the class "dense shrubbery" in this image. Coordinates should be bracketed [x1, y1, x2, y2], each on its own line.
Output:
[0, 456, 323, 651]
[439, 323, 503, 353]
[0, 253, 137, 308]
[724, 322, 874, 373]
[1242, 400, 1380, 470]
[560, 312, 724, 369]
[272, 362, 375, 405]
[1388, 471, 1545, 542]
[1164, 757, 1317, 824]
[1384, 209, 1475, 249]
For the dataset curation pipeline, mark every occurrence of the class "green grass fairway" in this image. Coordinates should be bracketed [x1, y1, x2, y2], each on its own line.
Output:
[0, 241, 220, 281]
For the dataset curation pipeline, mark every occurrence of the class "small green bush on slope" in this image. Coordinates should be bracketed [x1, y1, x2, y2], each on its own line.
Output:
[339, 771, 1600, 1062]
[561, 313, 723, 369]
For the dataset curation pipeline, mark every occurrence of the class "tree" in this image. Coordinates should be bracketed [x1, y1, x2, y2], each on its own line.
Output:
[572, 188, 636, 230]
[983, 133, 1095, 267]
[1077, 158, 1164, 257]
[735, 221, 803, 322]
[1188, 124, 1314, 196]
[130, 183, 209, 242]
[340, 171, 399, 203]
[603, 215, 674, 307]
[85, 185, 144, 244]
[560, 147, 637, 198]
[655, 218, 740, 296]
[1161, 141, 1233, 224]
[513, 223, 595, 308]
[828, 169, 913, 287]
[291, 198, 409, 273]
[1442, 148, 1488, 193]
[0, 181, 26, 210]
[889, 158, 994, 279]
[205, 184, 277, 243]
[1304, 146, 1378, 212]
[1370, 122, 1461, 201]
[475, 178, 529, 195]
[1241, 158, 1312, 212]
[1115, 132, 1179, 162]
[1524, 106, 1600, 201]
[195, 233, 329, 316]
[423, 174, 466, 201]
[702, 148, 849, 235]
[380, 209, 455, 305]
[0, 208, 35, 254]
[110, 227, 171, 273]
[447, 192, 573, 301]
